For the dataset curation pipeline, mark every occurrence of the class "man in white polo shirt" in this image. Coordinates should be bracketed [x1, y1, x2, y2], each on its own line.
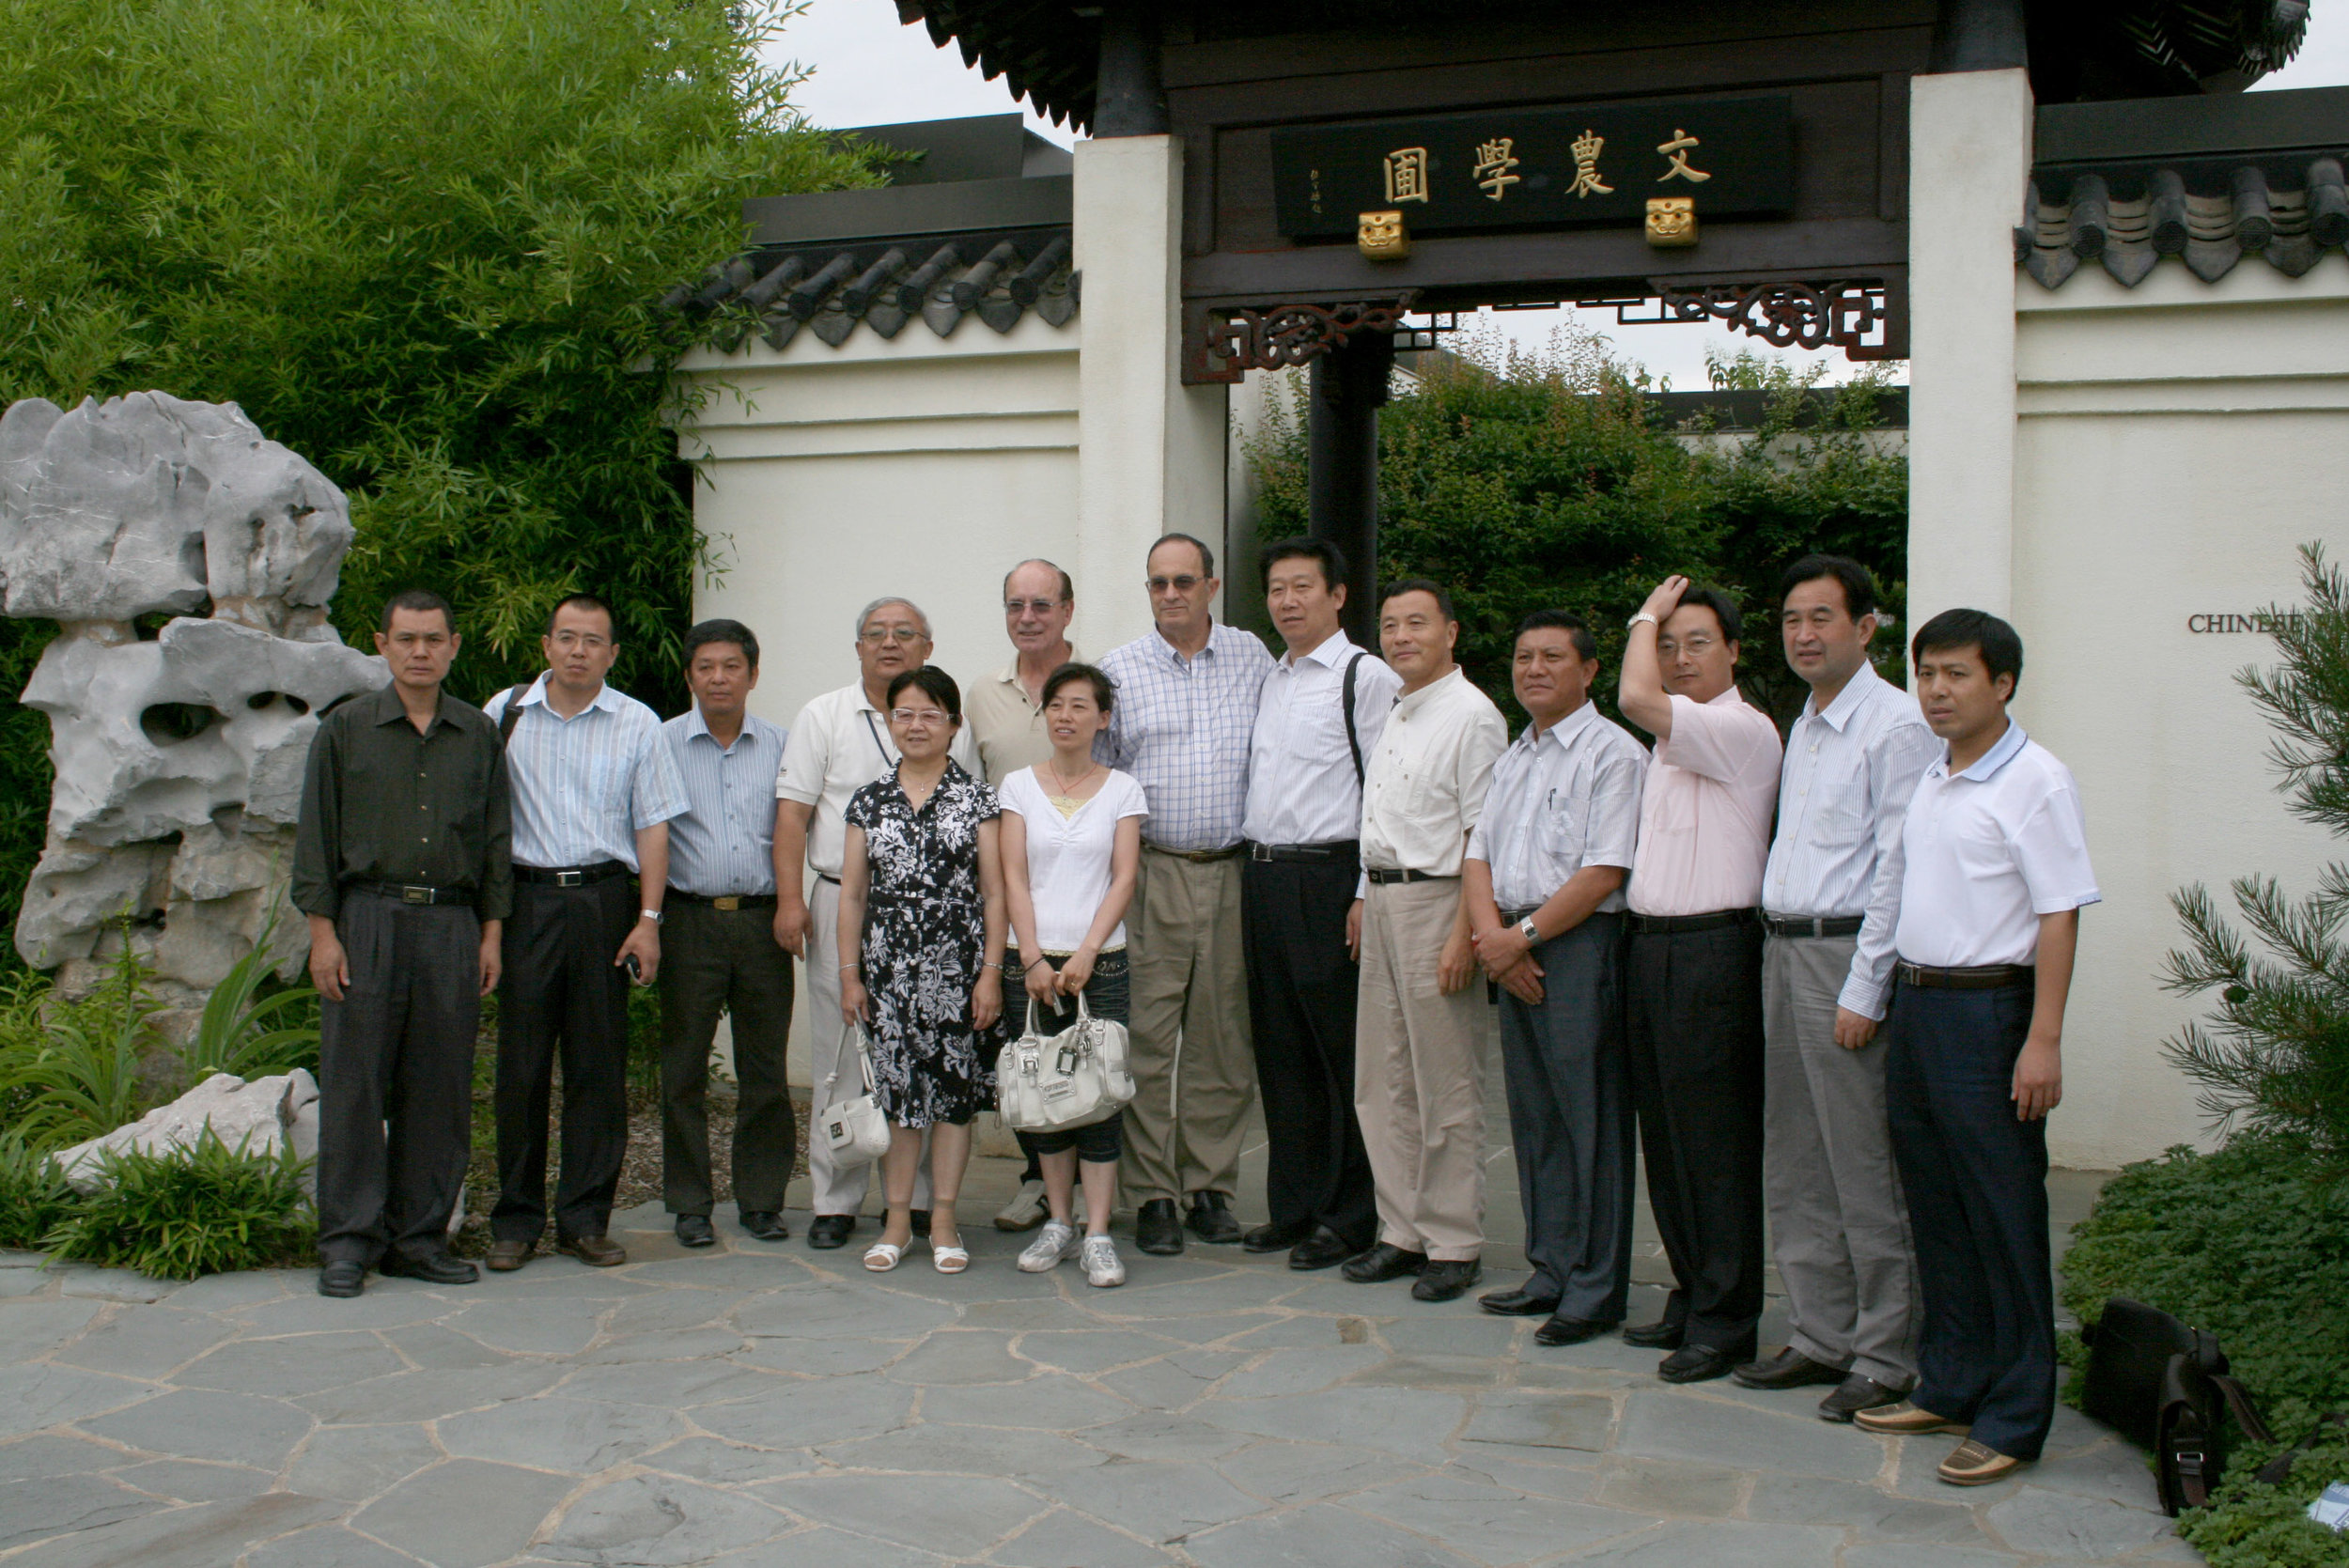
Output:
[1856, 609, 2097, 1489]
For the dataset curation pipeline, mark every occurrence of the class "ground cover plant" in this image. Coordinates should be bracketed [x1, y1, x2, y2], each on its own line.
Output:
[39, 1129, 315, 1280]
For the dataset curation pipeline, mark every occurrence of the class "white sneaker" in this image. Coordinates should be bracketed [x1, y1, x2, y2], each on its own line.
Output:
[1018, 1220, 1076, 1272]
[995, 1178, 1050, 1232]
[1081, 1234, 1126, 1288]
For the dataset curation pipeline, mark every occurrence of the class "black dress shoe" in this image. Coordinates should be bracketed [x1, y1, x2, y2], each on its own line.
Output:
[1135, 1198, 1185, 1256]
[1412, 1259, 1482, 1302]
[1479, 1285, 1562, 1317]
[739, 1210, 789, 1242]
[1244, 1219, 1309, 1254]
[377, 1250, 479, 1284]
[317, 1261, 365, 1297]
[1732, 1346, 1847, 1390]
[1341, 1242, 1428, 1283]
[1622, 1318, 1685, 1349]
[1185, 1191, 1242, 1244]
[1659, 1342, 1752, 1384]
[1287, 1226, 1357, 1271]
[1818, 1374, 1909, 1423]
[807, 1214, 857, 1250]
[676, 1214, 716, 1249]
[1534, 1314, 1621, 1346]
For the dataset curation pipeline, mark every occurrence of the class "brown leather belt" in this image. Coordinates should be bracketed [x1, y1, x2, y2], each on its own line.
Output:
[1143, 841, 1244, 862]
[1897, 961, 2034, 990]
[668, 890, 777, 911]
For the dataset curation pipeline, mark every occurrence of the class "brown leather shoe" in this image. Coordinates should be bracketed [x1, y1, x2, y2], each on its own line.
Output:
[484, 1238, 534, 1272]
[559, 1234, 628, 1267]
[1937, 1438, 2025, 1486]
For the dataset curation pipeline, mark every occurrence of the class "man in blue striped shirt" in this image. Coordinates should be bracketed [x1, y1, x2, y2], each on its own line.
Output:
[660, 619, 792, 1250]
[481, 594, 691, 1272]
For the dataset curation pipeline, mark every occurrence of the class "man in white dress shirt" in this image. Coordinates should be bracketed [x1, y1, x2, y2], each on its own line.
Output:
[1736, 556, 1940, 1421]
[1465, 611, 1647, 1343]
[773, 597, 978, 1250]
[1855, 609, 2097, 1488]
[1347, 581, 1507, 1303]
[1239, 538, 1400, 1271]
[482, 594, 691, 1272]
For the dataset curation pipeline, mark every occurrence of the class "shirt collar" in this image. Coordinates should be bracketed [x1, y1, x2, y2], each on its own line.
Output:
[683, 705, 761, 750]
[1282, 631, 1354, 673]
[1803, 661, 1882, 734]
[365, 682, 449, 731]
[1394, 664, 1465, 717]
[1949, 719, 2029, 782]
[994, 644, 1079, 691]
[1153, 623, 1221, 664]
[520, 672, 622, 716]
[1531, 698, 1599, 751]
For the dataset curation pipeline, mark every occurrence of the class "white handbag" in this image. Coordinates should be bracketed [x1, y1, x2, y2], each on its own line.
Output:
[819, 1023, 894, 1165]
[995, 992, 1134, 1133]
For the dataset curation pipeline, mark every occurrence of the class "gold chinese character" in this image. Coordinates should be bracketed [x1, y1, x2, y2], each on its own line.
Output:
[1568, 129, 1613, 198]
[1473, 137, 1522, 201]
[1657, 129, 1711, 183]
[1384, 147, 1431, 205]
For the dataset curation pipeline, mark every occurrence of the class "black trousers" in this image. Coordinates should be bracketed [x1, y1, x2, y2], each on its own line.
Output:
[317, 892, 480, 1266]
[1886, 978, 2056, 1459]
[493, 876, 634, 1243]
[659, 899, 796, 1217]
[1626, 919, 1766, 1351]
[1241, 852, 1376, 1247]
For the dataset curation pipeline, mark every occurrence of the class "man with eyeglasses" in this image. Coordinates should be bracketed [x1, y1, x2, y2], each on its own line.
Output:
[967, 558, 1081, 1233]
[1614, 576, 1783, 1383]
[1097, 533, 1275, 1256]
[774, 596, 978, 1250]
[481, 593, 691, 1273]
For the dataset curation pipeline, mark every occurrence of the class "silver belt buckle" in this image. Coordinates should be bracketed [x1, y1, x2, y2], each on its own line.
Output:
[1250, 843, 1272, 862]
[400, 885, 432, 905]
[554, 870, 584, 888]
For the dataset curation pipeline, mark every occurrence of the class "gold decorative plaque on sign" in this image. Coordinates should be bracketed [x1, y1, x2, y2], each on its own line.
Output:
[1357, 210, 1411, 259]
[1645, 196, 1697, 247]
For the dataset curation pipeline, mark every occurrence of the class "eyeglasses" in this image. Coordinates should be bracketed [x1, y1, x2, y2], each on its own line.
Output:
[550, 630, 610, 650]
[1657, 634, 1719, 658]
[860, 625, 927, 646]
[1146, 575, 1204, 595]
[890, 707, 950, 725]
[1003, 598, 1063, 615]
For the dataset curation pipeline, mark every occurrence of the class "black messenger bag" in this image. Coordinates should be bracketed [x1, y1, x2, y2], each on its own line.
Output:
[2081, 1296, 2274, 1515]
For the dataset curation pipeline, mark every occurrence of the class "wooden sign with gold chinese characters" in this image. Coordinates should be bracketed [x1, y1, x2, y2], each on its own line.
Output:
[1272, 95, 1792, 243]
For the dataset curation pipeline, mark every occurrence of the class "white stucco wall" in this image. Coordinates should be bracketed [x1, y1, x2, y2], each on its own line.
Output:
[2011, 258, 2349, 1167]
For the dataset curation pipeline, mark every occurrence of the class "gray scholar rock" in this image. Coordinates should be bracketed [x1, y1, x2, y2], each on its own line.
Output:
[0, 392, 385, 1011]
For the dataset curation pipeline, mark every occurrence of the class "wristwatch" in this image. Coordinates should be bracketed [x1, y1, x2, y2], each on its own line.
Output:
[640, 908, 663, 925]
[1626, 611, 1659, 631]
[1517, 916, 1541, 944]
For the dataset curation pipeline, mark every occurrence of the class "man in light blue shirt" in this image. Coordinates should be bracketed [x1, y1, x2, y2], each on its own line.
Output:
[1736, 555, 1939, 1422]
[659, 619, 792, 1251]
[480, 593, 690, 1271]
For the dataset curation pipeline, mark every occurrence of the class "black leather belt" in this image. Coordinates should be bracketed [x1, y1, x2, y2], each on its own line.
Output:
[352, 881, 470, 907]
[515, 861, 628, 887]
[1144, 842, 1244, 862]
[669, 890, 777, 911]
[1629, 908, 1760, 936]
[1898, 961, 2034, 990]
[1249, 840, 1358, 863]
[1765, 914, 1866, 939]
[1366, 868, 1443, 885]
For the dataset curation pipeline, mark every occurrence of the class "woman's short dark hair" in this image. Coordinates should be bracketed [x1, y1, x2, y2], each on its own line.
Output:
[682, 618, 759, 670]
[1260, 536, 1348, 591]
[1911, 608, 2025, 693]
[1672, 584, 1744, 644]
[885, 666, 962, 722]
[1381, 578, 1455, 621]
[1040, 661, 1115, 712]
[1778, 553, 1878, 620]
[1513, 609, 1597, 662]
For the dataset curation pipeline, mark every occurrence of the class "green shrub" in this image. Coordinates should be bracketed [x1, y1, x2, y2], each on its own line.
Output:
[2060, 1137, 2349, 1565]
[0, 1132, 78, 1250]
[0, 941, 160, 1152]
[180, 902, 321, 1082]
[42, 1129, 313, 1280]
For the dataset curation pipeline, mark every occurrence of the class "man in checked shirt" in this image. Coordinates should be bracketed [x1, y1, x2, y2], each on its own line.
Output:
[1097, 533, 1275, 1257]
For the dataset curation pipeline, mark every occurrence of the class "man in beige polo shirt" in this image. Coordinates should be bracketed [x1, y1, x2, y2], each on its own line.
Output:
[1615, 574, 1782, 1384]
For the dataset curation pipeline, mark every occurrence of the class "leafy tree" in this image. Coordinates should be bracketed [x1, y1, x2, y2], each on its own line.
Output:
[1244, 321, 1906, 732]
[0, 0, 875, 954]
[2164, 544, 2349, 1175]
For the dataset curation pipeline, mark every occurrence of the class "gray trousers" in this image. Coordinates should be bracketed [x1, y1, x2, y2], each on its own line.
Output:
[1497, 912, 1633, 1322]
[660, 899, 795, 1217]
[1763, 933, 1920, 1387]
[317, 892, 479, 1266]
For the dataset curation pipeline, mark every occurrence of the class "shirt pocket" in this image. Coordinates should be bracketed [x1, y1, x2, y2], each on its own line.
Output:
[1539, 797, 1587, 865]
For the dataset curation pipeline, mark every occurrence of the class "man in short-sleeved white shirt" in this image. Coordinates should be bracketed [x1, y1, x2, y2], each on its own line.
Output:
[771, 596, 977, 1249]
[1615, 575, 1782, 1383]
[1854, 609, 2097, 1489]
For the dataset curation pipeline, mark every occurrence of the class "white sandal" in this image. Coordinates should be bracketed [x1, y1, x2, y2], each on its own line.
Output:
[931, 1236, 970, 1274]
[863, 1240, 904, 1272]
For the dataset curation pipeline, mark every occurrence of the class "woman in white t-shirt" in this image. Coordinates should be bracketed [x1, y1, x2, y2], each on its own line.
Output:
[999, 662, 1148, 1288]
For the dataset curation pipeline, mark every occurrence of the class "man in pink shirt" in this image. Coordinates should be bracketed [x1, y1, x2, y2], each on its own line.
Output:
[1615, 575, 1783, 1383]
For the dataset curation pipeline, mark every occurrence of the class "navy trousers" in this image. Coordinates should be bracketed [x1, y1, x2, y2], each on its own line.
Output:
[1884, 978, 2056, 1460]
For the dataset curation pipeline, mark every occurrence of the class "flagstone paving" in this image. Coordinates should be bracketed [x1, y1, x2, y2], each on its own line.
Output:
[0, 1193, 2194, 1568]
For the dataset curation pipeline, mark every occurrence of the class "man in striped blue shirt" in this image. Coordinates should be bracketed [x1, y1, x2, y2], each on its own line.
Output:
[480, 594, 690, 1272]
[660, 619, 792, 1250]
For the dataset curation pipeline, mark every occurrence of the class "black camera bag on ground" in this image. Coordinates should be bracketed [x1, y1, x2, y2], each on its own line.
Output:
[2082, 1296, 2274, 1515]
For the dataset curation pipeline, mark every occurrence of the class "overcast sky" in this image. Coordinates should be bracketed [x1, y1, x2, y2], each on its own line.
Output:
[769, 2, 2349, 391]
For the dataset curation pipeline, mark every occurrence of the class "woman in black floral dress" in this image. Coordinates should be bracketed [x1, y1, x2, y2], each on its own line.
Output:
[838, 666, 1007, 1275]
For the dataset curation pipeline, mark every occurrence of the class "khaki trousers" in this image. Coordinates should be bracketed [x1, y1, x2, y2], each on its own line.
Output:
[1122, 847, 1256, 1205]
[1355, 877, 1486, 1261]
[804, 877, 929, 1217]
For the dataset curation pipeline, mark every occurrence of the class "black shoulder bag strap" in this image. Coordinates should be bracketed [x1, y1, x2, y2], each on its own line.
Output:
[496, 683, 530, 747]
[1342, 650, 1366, 786]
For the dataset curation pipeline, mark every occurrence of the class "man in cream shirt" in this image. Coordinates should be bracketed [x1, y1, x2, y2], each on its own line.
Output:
[1615, 575, 1782, 1383]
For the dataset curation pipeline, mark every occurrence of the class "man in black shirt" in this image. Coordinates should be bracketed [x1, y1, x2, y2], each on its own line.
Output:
[295, 590, 513, 1298]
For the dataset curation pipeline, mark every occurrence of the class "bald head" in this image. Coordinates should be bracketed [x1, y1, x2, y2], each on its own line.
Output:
[1003, 559, 1076, 660]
